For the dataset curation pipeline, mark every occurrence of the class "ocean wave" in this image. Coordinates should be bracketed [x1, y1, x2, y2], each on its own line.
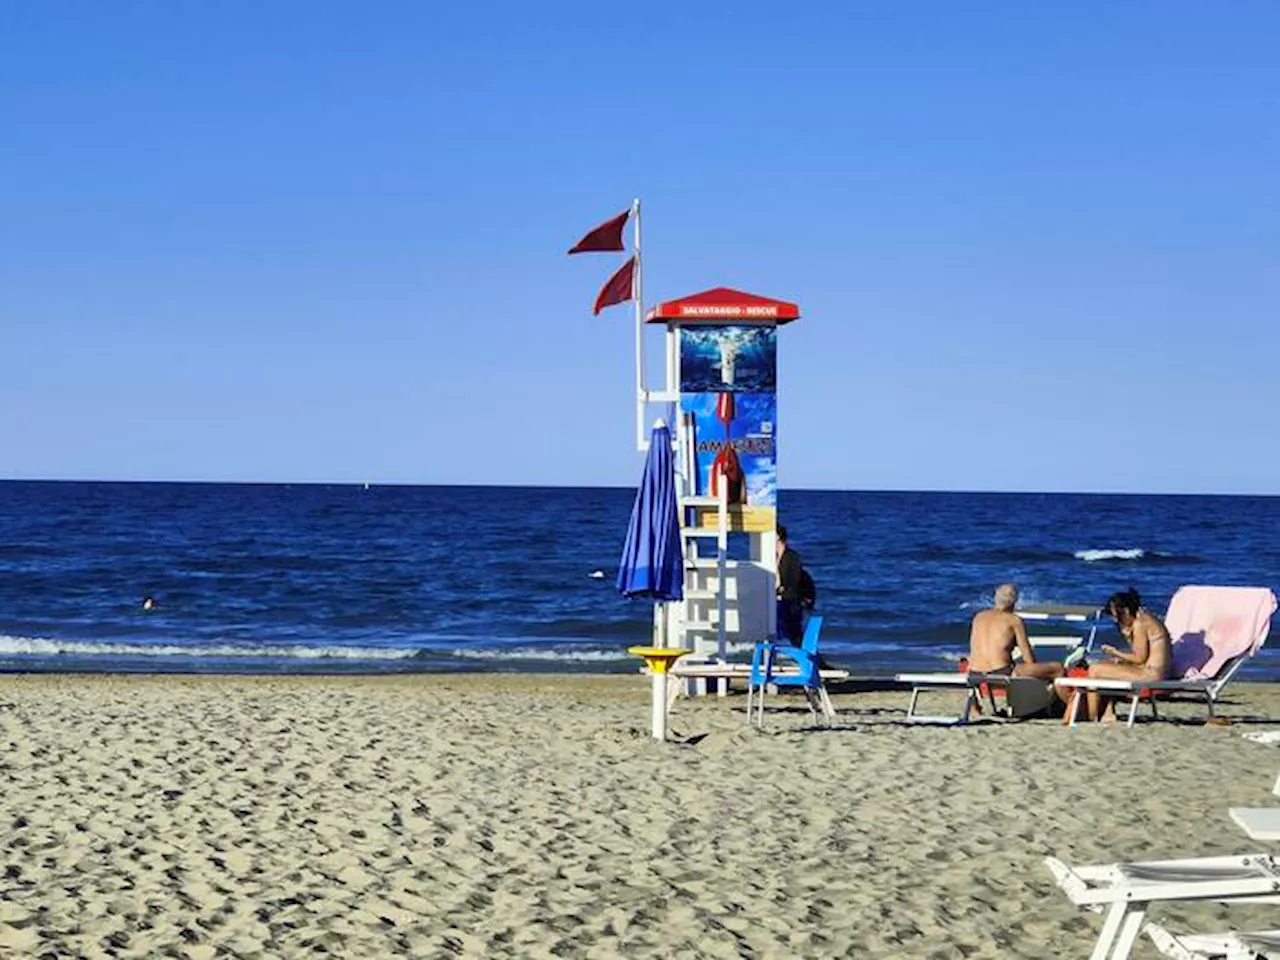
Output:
[0, 635, 417, 661]
[0, 634, 754, 667]
[1073, 547, 1203, 564]
[1075, 548, 1145, 562]
[442, 638, 758, 664]
[443, 646, 632, 663]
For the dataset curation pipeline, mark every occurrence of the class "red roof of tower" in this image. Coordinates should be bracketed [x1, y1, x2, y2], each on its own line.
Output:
[644, 287, 801, 324]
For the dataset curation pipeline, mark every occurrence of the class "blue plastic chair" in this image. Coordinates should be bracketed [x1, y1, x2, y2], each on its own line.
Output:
[747, 616, 835, 727]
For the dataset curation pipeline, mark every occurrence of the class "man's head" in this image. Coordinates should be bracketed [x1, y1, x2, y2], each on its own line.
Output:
[993, 583, 1019, 612]
[776, 524, 788, 559]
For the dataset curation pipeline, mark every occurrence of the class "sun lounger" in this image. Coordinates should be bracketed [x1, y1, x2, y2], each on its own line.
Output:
[1243, 731, 1280, 745]
[1144, 924, 1280, 959]
[1018, 603, 1105, 656]
[668, 661, 850, 684]
[1229, 774, 1280, 843]
[896, 672, 1010, 724]
[895, 672, 1055, 724]
[1046, 853, 1280, 959]
[659, 617, 848, 713]
[1135, 775, 1280, 956]
[1058, 586, 1277, 727]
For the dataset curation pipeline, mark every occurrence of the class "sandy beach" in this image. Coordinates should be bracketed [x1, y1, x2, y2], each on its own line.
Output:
[2, 674, 1280, 958]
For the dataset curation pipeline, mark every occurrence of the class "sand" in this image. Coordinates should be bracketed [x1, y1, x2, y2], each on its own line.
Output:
[2, 673, 1280, 958]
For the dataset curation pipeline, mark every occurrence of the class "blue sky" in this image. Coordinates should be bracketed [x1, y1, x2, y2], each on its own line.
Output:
[2, 2, 1277, 493]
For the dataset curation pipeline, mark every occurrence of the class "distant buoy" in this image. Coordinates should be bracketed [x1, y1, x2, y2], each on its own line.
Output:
[588, 570, 605, 579]
[363, 482, 371, 491]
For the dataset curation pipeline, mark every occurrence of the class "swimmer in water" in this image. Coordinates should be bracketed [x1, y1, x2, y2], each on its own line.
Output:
[142, 596, 157, 611]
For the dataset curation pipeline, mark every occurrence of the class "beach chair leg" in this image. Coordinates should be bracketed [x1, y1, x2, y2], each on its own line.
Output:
[1067, 690, 1082, 726]
[961, 688, 977, 725]
[1125, 695, 1139, 728]
[1205, 693, 1216, 719]
[819, 686, 836, 722]
[1092, 902, 1134, 960]
[804, 688, 819, 720]
[1148, 696, 1159, 721]
[1111, 906, 1146, 959]
[907, 687, 921, 721]
[745, 680, 754, 724]
[666, 676, 680, 714]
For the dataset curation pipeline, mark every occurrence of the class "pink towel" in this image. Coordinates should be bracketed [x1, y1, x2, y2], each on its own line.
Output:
[1165, 586, 1278, 681]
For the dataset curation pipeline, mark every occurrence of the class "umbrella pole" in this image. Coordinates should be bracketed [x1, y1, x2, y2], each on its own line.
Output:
[651, 667, 667, 741]
[653, 602, 668, 740]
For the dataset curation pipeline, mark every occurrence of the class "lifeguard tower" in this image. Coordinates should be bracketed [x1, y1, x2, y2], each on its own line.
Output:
[638, 287, 801, 684]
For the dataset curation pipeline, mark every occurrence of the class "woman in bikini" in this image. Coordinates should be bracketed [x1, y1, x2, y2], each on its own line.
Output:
[1078, 588, 1173, 722]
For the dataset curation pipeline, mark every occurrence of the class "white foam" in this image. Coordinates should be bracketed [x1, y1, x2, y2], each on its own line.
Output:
[0, 635, 416, 661]
[448, 639, 757, 664]
[447, 646, 632, 663]
[0, 634, 750, 667]
[1074, 548, 1145, 562]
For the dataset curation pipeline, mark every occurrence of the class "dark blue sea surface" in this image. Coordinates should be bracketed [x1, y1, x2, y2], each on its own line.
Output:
[0, 482, 1277, 677]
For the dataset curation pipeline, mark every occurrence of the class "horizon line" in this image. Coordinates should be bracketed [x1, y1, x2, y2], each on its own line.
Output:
[1, 477, 1277, 499]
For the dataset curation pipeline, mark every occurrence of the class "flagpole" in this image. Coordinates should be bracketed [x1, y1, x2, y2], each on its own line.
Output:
[632, 197, 645, 452]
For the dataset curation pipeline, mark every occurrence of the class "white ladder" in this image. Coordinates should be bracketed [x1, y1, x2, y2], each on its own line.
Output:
[678, 489, 731, 695]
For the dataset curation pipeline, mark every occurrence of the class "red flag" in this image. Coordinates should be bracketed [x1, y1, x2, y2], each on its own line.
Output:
[568, 208, 629, 254]
[593, 257, 636, 315]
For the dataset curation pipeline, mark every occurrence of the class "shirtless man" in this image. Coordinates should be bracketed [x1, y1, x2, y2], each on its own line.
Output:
[968, 584, 1065, 682]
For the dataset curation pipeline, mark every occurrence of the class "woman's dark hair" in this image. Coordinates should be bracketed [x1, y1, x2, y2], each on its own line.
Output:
[776, 524, 788, 544]
[1105, 587, 1142, 617]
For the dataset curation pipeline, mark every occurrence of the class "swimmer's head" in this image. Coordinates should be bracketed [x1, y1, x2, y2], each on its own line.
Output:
[142, 596, 156, 611]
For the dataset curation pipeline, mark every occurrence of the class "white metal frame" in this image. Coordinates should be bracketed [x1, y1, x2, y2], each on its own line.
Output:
[1046, 854, 1280, 960]
[1145, 923, 1280, 960]
[895, 672, 1009, 725]
[1057, 652, 1251, 728]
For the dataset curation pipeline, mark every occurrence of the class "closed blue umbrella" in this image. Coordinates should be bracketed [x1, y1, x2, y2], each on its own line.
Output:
[616, 422, 684, 603]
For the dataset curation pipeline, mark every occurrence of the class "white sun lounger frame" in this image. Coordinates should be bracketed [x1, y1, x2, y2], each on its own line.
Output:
[1056, 650, 1252, 728]
[1046, 853, 1280, 960]
[1144, 924, 1280, 959]
[1229, 774, 1280, 844]
[655, 660, 850, 714]
[894, 672, 1013, 724]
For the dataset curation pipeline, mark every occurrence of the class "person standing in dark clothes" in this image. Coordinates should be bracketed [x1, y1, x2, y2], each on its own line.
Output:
[775, 525, 805, 644]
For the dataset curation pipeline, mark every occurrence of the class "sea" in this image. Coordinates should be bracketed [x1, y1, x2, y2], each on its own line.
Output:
[0, 482, 1277, 678]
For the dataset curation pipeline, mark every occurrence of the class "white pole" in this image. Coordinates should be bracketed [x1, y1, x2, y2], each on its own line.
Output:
[632, 197, 646, 452]
[651, 668, 667, 741]
[652, 598, 668, 741]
